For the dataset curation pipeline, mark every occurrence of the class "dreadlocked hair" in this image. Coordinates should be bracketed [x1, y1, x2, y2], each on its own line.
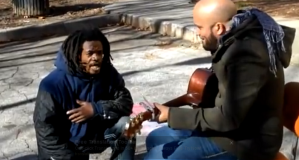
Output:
[61, 28, 113, 74]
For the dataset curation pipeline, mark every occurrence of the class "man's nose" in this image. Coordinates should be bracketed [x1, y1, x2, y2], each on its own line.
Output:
[91, 53, 99, 60]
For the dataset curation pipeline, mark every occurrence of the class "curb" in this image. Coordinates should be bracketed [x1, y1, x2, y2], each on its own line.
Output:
[0, 14, 121, 43]
[118, 14, 200, 43]
[103, 13, 299, 45]
[103, 0, 201, 43]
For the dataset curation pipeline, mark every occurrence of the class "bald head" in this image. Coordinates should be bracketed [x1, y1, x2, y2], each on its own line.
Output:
[193, 0, 237, 25]
[192, 0, 237, 51]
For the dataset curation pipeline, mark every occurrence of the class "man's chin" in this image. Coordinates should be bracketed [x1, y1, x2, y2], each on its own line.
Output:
[202, 45, 211, 51]
[88, 69, 101, 75]
[202, 45, 216, 52]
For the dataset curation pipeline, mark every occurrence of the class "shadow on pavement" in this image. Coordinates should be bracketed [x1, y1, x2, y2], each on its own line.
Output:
[0, 51, 57, 68]
[0, 97, 36, 111]
[122, 56, 211, 77]
[0, 26, 185, 69]
[10, 154, 37, 160]
[173, 56, 211, 66]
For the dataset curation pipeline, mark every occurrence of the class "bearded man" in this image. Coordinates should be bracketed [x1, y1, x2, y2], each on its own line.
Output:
[144, 0, 296, 160]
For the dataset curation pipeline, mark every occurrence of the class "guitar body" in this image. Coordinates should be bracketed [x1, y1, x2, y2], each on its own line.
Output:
[163, 68, 218, 108]
[123, 68, 219, 139]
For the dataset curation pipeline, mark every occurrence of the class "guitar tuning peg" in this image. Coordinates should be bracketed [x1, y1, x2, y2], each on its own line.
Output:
[137, 114, 143, 119]
[139, 116, 144, 121]
[130, 122, 135, 127]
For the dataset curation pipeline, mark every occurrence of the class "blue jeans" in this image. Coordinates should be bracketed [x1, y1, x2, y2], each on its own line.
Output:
[76, 116, 136, 160]
[144, 126, 238, 160]
[104, 116, 136, 160]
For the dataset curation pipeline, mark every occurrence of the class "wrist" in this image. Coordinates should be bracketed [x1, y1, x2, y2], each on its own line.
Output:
[91, 102, 103, 115]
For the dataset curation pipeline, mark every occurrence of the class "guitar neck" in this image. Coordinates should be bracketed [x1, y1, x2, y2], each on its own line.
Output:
[138, 107, 160, 122]
[140, 94, 192, 121]
[163, 94, 188, 107]
[139, 93, 202, 121]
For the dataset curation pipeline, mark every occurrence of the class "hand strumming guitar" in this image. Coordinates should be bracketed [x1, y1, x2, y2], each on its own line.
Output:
[153, 103, 170, 123]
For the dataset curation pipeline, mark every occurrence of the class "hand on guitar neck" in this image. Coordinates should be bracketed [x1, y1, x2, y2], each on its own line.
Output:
[122, 102, 166, 139]
[122, 93, 202, 139]
[122, 68, 217, 140]
[163, 93, 202, 108]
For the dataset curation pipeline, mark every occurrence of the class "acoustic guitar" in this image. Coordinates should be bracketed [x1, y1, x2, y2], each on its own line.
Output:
[123, 68, 219, 139]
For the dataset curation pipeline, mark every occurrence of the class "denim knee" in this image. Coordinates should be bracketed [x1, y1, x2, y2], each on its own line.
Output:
[104, 116, 130, 140]
[145, 126, 196, 151]
[146, 127, 175, 151]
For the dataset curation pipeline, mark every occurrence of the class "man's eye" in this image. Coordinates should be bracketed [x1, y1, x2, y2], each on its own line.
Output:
[87, 51, 102, 56]
[98, 50, 103, 54]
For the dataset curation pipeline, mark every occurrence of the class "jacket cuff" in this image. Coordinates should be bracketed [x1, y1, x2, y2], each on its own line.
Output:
[92, 102, 103, 115]
[168, 107, 199, 130]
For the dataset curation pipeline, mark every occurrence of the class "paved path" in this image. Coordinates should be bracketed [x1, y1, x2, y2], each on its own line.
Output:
[1, 26, 299, 160]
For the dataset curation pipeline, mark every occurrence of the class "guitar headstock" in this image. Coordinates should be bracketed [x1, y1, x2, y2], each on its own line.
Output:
[123, 109, 156, 139]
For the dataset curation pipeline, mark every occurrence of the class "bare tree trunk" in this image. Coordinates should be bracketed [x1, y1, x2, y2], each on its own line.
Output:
[12, 0, 50, 16]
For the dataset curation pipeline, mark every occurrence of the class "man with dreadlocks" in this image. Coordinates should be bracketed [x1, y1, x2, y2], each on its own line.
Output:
[33, 28, 135, 160]
[143, 0, 296, 160]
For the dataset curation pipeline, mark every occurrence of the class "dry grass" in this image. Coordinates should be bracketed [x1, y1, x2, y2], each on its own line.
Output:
[0, 0, 119, 29]
[235, 0, 299, 17]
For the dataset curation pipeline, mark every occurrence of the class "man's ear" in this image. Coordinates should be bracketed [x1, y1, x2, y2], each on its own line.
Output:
[214, 23, 226, 35]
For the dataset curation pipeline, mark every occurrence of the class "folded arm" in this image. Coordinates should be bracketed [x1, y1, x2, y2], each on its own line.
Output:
[168, 50, 268, 132]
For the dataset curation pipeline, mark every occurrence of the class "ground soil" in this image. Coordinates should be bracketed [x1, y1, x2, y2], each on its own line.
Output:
[0, 0, 119, 29]
[235, 0, 299, 18]
[0, 0, 298, 29]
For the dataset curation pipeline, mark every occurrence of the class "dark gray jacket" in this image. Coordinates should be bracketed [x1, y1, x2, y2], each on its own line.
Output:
[168, 17, 296, 160]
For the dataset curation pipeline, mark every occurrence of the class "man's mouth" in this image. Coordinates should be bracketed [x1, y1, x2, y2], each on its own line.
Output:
[90, 65, 100, 71]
